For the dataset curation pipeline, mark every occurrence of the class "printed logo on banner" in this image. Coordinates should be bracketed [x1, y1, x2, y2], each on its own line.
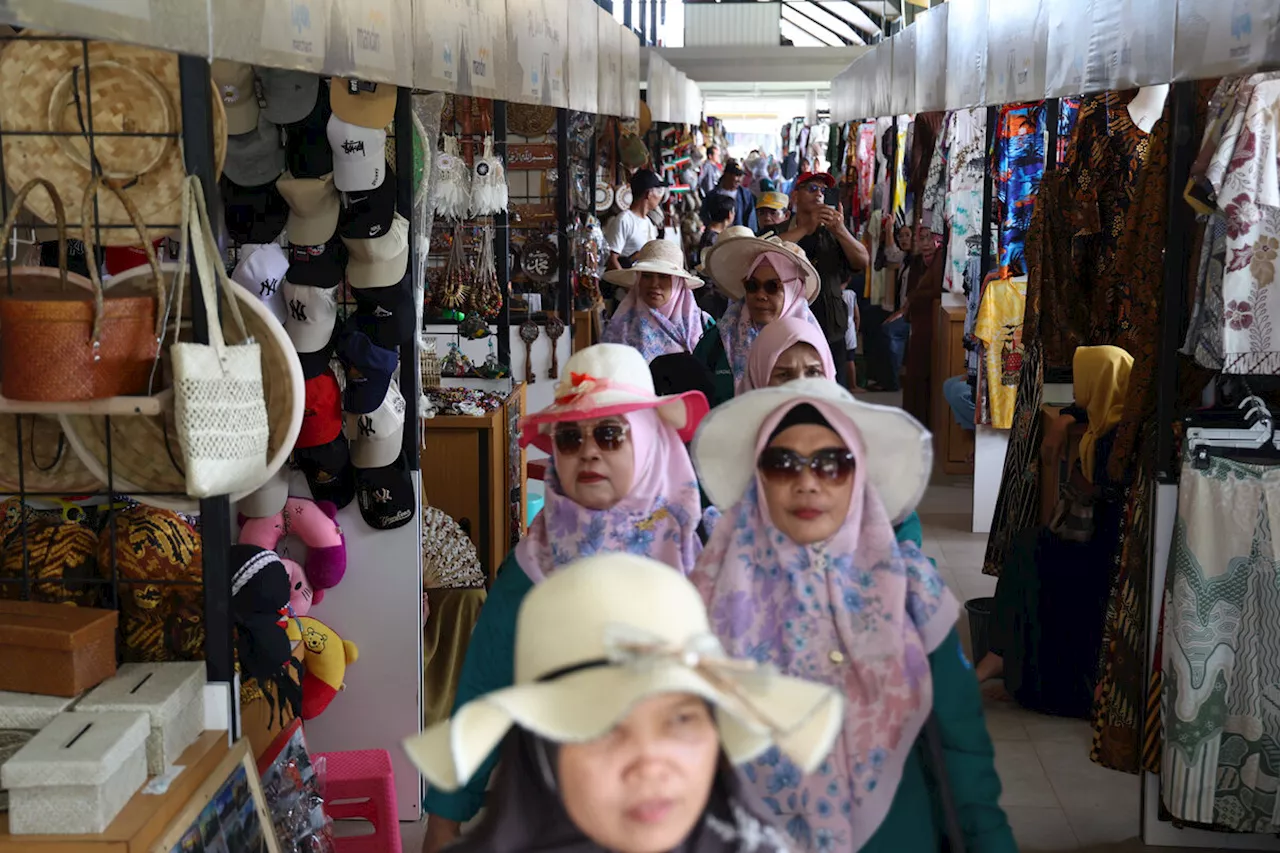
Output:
[1203, 0, 1268, 66]
[353, 0, 396, 71]
[262, 0, 329, 60]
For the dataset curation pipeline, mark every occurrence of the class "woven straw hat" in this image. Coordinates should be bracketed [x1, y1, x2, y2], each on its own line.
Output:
[0, 34, 227, 244]
[704, 233, 820, 303]
[601, 239, 703, 289]
[0, 416, 103, 494]
[60, 263, 303, 511]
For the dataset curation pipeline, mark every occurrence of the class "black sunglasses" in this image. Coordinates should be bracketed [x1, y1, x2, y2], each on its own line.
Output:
[744, 277, 783, 295]
[758, 447, 856, 483]
[801, 182, 827, 194]
[553, 421, 631, 455]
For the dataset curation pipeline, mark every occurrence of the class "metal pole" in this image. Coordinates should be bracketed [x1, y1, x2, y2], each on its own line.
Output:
[979, 104, 998, 275]
[394, 87, 420, 469]
[494, 101, 512, 369]
[623, 0, 632, 30]
[1045, 98, 1061, 172]
[651, 0, 659, 45]
[556, 108, 572, 321]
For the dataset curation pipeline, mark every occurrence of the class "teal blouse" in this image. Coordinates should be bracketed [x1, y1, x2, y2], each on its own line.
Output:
[423, 511, 1015, 852]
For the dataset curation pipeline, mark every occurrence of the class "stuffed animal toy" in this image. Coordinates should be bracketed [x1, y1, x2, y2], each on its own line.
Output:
[286, 616, 359, 719]
[232, 545, 304, 727]
[238, 496, 347, 591]
[283, 557, 324, 617]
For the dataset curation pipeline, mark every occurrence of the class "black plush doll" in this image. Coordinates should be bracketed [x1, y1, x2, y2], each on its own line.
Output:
[231, 544, 304, 728]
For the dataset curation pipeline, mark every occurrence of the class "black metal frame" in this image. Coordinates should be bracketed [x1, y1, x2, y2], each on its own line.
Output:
[393, 88, 421, 472]
[493, 101, 512, 368]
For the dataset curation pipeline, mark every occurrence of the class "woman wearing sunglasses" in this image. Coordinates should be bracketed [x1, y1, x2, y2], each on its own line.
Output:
[689, 379, 1015, 853]
[691, 230, 824, 406]
[601, 240, 711, 362]
[738, 316, 837, 393]
[422, 343, 710, 853]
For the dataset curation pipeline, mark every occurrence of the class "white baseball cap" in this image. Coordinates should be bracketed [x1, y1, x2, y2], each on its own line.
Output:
[282, 281, 339, 353]
[231, 243, 289, 326]
[347, 382, 406, 469]
[344, 213, 409, 289]
[327, 115, 387, 192]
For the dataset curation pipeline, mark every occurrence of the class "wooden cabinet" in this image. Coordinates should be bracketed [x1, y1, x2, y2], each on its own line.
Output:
[930, 298, 975, 475]
[421, 385, 527, 585]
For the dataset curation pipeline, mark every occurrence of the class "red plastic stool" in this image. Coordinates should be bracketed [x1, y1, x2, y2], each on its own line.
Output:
[315, 749, 403, 853]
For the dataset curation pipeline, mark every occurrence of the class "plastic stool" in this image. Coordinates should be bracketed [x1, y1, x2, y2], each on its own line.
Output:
[315, 749, 403, 853]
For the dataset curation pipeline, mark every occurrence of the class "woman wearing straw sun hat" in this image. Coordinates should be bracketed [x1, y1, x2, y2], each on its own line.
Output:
[406, 553, 844, 853]
[601, 239, 711, 362]
[421, 343, 712, 853]
[688, 379, 1015, 853]
[692, 229, 824, 407]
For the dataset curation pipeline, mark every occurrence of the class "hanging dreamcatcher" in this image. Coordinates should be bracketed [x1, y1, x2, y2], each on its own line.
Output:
[440, 223, 470, 310]
[470, 136, 509, 216]
[470, 225, 503, 320]
[431, 135, 471, 220]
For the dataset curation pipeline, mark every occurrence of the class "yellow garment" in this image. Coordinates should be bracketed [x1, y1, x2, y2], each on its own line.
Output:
[423, 587, 487, 726]
[973, 276, 1028, 429]
[1073, 345, 1134, 483]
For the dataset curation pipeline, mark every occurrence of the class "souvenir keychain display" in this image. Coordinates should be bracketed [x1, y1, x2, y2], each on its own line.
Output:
[519, 319, 540, 383]
[440, 223, 470, 310]
[258, 720, 335, 853]
[545, 315, 565, 379]
[478, 337, 509, 379]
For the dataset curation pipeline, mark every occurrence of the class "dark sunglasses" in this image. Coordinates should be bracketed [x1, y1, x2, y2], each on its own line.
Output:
[744, 277, 783, 295]
[553, 421, 631, 455]
[758, 447, 856, 483]
[801, 182, 827, 194]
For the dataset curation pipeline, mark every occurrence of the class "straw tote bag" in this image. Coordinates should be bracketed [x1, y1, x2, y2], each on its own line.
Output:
[168, 176, 269, 498]
[0, 177, 162, 401]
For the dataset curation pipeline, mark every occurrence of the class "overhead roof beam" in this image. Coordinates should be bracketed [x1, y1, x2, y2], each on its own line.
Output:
[792, 1, 867, 44]
[779, 6, 843, 46]
[782, 2, 856, 45]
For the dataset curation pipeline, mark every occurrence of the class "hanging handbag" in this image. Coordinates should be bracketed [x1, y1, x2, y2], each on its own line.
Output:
[0, 177, 162, 402]
[1047, 478, 1096, 543]
[168, 175, 269, 498]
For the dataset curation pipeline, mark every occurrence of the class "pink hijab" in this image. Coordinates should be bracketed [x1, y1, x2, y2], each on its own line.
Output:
[718, 251, 822, 384]
[690, 399, 959, 852]
[514, 408, 703, 583]
[738, 317, 836, 394]
[602, 282, 708, 362]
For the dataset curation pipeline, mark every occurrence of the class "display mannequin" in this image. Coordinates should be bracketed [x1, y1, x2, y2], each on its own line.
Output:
[1127, 84, 1170, 134]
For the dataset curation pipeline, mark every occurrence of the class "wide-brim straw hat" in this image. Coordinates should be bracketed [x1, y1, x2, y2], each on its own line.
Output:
[518, 343, 708, 454]
[692, 378, 932, 524]
[602, 239, 703, 289]
[403, 554, 844, 791]
[705, 232, 821, 303]
[0, 33, 227, 244]
[59, 263, 303, 511]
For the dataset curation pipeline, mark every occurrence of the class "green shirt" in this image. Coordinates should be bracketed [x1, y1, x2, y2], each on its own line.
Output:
[692, 323, 735, 408]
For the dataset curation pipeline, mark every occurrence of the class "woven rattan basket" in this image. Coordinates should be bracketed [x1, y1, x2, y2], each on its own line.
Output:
[0, 415, 103, 494]
[59, 263, 303, 511]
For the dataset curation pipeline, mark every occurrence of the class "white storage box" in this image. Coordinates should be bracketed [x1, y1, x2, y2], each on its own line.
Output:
[78, 661, 205, 775]
[0, 689, 76, 730]
[1, 710, 149, 835]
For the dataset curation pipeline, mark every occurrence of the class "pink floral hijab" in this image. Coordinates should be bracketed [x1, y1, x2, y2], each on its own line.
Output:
[738, 317, 836, 394]
[719, 251, 822, 384]
[690, 399, 959, 852]
[602, 283, 709, 362]
[514, 408, 703, 583]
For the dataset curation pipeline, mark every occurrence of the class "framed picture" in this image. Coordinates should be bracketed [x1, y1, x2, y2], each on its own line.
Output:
[150, 739, 282, 853]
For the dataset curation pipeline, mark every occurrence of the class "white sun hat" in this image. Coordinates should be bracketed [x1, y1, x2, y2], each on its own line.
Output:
[402, 553, 844, 791]
[518, 343, 709, 454]
[704, 232, 820, 303]
[692, 378, 932, 524]
[602, 239, 704, 289]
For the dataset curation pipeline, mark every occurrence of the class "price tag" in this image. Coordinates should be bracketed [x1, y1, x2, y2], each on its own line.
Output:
[351, 0, 395, 71]
[262, 0, 329, 60]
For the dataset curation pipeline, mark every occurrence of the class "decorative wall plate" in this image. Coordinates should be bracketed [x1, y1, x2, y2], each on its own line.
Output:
[615, 184, 633, 211]
[520, 235, 558, 284]
[594, 182, 614, 212]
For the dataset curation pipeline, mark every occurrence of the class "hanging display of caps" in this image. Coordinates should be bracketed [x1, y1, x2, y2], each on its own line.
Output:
[520, 235, 558, 284]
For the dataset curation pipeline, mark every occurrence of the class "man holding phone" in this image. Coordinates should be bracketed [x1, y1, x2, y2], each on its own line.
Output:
[780, 171, 870, 364]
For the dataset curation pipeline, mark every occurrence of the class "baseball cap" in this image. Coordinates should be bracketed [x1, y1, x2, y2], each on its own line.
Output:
[294, 436, 356, 509]
[258, 68, 319, 125]
[327, 116, 388, 192]
[284, 79, 334, 178]
[277, 173, 340, 246]
[223, 177, 288, 244]
[351, 274, 415, 348]
[347, 382, 406, 469]
[723, 159, 745, 177]
[330, 78, 397, 130]
[339, 329, 399, 414]
[298, 347, 336, 380]
[756, 191, 790, 211]
[212, 60, 258, 135]
[339, 169, 397, 240]
[224, 115, 287, 187]
[297, 368, 343, 449]
[285, 241, 344, 289]
[794, 171, 836, 188]
[104, 238, 166, 276]
[283, 281, 339, 353]
[629, 169, 668, 196]
[344, 213, 408, 289]
[355, 450, 414, 530]
[231, 243, 289, 326]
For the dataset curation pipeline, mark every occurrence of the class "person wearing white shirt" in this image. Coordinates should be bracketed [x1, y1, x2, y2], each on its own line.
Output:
[604, 169, 666, 271]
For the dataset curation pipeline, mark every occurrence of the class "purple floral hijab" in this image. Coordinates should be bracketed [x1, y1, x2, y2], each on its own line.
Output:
[689, 399, 959, 852]
[719, 251, 822, 385]
[602, 284, 709, 362]
[514, 408, 703, 583]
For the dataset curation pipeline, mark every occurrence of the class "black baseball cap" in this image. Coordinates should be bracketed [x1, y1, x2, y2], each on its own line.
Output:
[351, 274, 416, 349]
[223, 177, 289, 245]
[356, 450, 414, 530]
[339, 166, 397, 240]
[294, 435, 356, 509]
[286, 241, 344, 289]
[284, 78, 335, 179]
[297, 346, 336, 380]
[723, 158, 745, 177]
[629, 169, 668, 196]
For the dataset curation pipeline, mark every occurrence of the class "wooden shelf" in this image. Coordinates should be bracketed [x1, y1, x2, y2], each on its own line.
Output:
[0, 389, 171, 417]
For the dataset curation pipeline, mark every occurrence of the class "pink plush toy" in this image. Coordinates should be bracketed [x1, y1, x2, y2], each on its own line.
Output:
[284, 557, 324, 616]
[239, 497, 347, 591]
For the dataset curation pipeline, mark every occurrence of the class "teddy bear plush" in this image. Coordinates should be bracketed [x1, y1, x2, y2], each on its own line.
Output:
[286, 615, 359, 719]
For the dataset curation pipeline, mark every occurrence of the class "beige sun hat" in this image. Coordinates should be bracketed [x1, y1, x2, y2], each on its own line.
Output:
[403, 553, 844, 791]
[602, 239, 704, 289]
[692, 378, 932, 524]
[706, 233, 820, 303]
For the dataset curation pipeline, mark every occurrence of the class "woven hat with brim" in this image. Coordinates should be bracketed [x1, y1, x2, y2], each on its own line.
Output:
[0, 34, 227, 244]
[691, 378, 932, 524]
[705, 233, 820, 303]
[602, 240, 703, 290]
[518, 344, 709, 454]
[403, 553, 845, 791]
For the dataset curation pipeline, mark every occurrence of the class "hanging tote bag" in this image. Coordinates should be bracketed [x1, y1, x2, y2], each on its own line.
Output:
[169, 175, 269, 498]
[0, 177, 161, 401]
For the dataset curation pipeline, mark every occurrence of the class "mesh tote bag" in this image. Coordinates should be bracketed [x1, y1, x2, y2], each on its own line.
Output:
[169, 175, 269, 497]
